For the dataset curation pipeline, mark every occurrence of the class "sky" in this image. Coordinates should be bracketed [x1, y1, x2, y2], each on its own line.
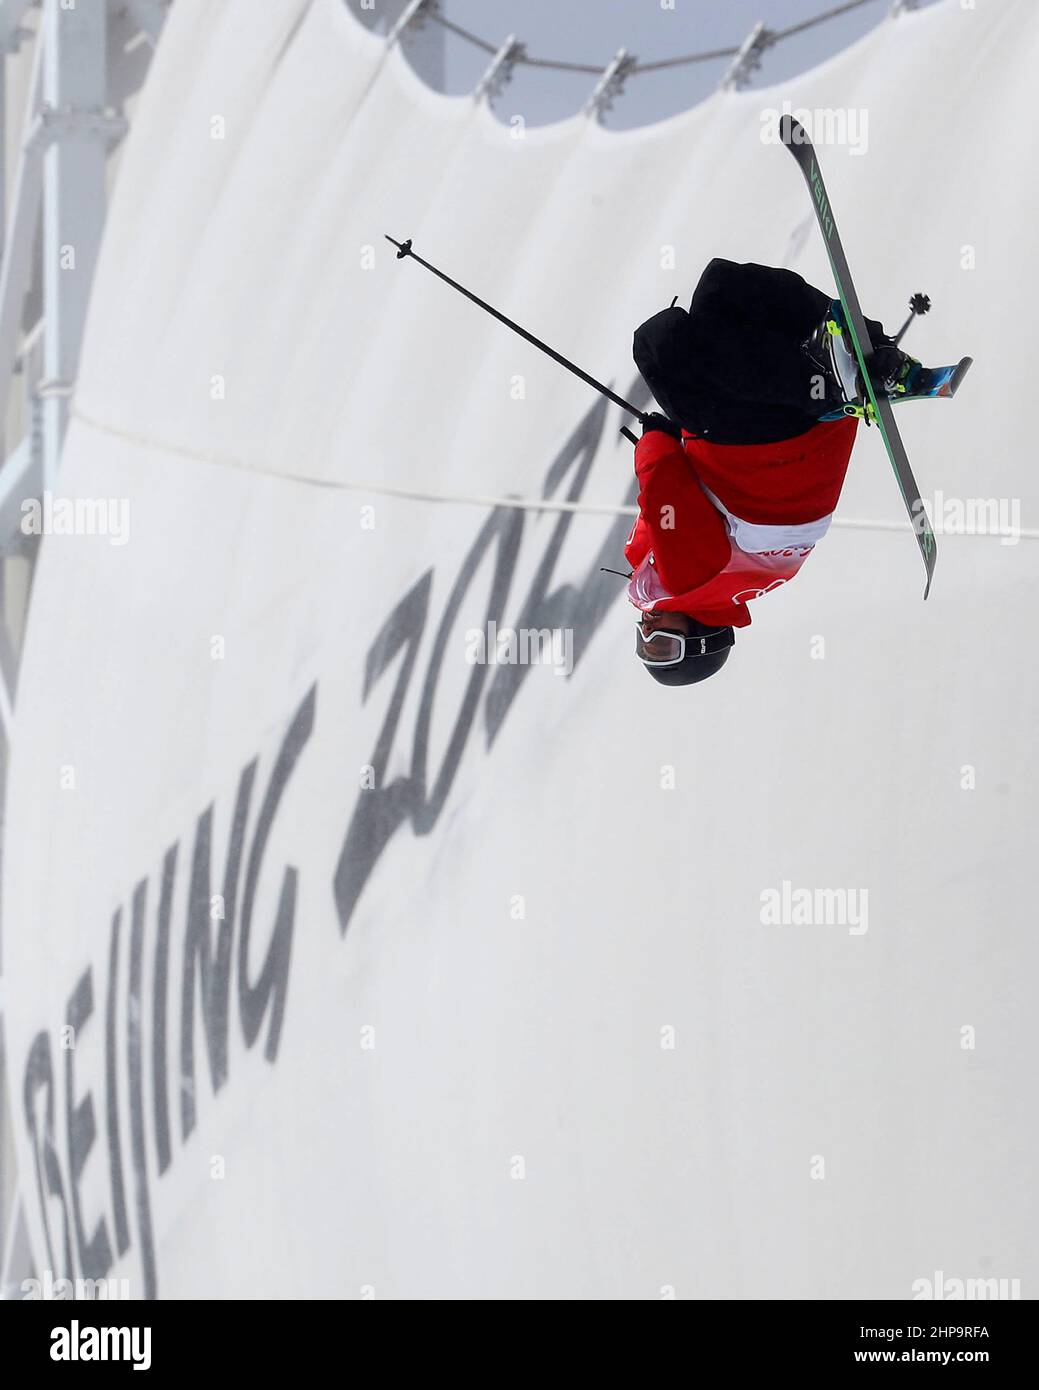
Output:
[402, 0, 941, 129]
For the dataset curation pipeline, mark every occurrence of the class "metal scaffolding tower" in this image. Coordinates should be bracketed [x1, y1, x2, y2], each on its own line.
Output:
[0, 0, 168, 1302]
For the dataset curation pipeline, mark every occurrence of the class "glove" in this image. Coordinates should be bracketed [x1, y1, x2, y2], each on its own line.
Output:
[640, 411, 683, 440]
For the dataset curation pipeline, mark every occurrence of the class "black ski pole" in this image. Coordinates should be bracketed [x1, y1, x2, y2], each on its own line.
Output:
[386, 236, 645, 444]
[893, 292, 931, 346]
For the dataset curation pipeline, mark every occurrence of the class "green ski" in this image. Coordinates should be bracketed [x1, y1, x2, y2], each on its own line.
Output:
[779, 115, 937, 598]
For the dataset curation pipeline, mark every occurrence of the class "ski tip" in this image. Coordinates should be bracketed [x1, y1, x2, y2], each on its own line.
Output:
[922, 552, 937, 599]
[949, 356, 973, 396]
[779, 114, 804, 147]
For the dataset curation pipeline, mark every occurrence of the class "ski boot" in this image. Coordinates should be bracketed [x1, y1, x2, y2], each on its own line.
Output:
[802, 299, 921, 423]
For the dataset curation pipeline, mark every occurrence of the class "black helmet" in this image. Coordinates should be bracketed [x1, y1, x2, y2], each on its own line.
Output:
[636, 617, 735, 687]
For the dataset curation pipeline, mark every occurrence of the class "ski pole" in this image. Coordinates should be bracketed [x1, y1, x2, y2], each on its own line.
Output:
[386, 236, 645, 443]
[893, 292, 931, 346]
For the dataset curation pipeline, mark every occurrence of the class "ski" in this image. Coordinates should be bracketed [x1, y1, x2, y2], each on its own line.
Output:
[779, 114, 937, 598]
[900, 355, 973, 403]
[818, 355, 974, 420]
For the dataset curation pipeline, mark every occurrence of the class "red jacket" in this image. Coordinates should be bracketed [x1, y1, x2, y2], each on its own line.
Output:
[624, 419, 858, 627]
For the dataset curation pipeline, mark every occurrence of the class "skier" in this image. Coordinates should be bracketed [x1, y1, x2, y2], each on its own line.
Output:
[628, 257, 922, 687]
[386, 231, 965, 659]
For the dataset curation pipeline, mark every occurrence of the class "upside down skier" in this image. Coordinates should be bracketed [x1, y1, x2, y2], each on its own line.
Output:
[385, 232, 965, 672]
[628, 257, 928, 687]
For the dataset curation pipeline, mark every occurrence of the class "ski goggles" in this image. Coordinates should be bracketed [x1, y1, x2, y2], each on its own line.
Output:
[635, 623, 734, 667]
